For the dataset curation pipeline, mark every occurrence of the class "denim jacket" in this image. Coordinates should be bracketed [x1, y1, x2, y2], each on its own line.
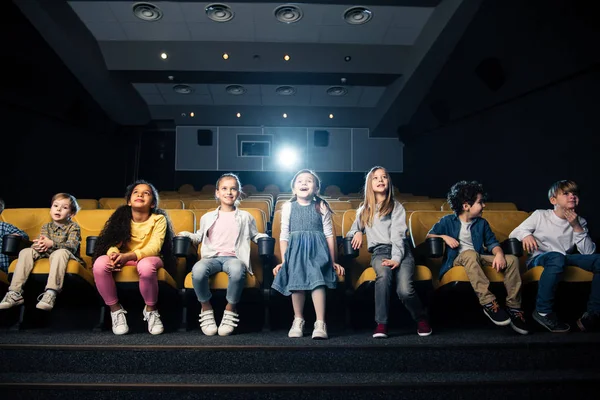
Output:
[179, 207, 268, 275]
[428, 214, 500, 278]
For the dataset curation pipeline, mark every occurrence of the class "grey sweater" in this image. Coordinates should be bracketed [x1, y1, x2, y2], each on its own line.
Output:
[346, 200, 407, 262]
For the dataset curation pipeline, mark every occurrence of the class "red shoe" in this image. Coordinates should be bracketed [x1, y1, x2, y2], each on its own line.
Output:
[372, 323, 388, 338]
[417, 319, 432, 337]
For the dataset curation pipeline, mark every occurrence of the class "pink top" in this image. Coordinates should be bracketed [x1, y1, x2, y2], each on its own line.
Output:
[206, 210, 238, 256]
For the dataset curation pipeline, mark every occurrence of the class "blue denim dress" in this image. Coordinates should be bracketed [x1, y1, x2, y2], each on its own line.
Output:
[272, 201, 337, 296]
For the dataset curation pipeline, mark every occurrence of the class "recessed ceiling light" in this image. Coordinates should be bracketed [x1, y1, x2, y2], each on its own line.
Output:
[275, 86, 296, 96]
[326, 86, 348, 96]
[222, 53, 229, 60]
[343, 6, 373, 25]
[168, 75, 174, 80]
[190, 112, 195, 117]
[160, 52, 168, 60]
[133, 3, 163, 22]
[206, 3, 234, 22]
[329, 114, 334, 119]
[344, 56, 351, 62]
[274, 4, 303, 24]
[173, 84, 194, 94]
[236, 112, 241, 118]
[283, 54, 291, 61]
[226, 85, 246, 95]
[283, 113, 288, 118]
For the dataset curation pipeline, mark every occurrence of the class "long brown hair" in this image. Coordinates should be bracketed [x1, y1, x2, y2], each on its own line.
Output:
[358, 166, 395, 228]
[289, 169, 333, 215]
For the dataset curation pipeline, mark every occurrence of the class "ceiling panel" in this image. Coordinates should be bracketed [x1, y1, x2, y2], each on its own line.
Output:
[162, 94, 214, 105]
[319, 24, 389, 45]
[358, 87, 386, 107]
[208, 84, 261, 96]
[211, 95, 262, 106]
[156, 83, 210, 95]
[187, 22, 255, 41]
[69, 1, 117, 22]
[107, 1, 186, 23]
[391, 7, 434, 27]
[383, 27, 423, 45]
[120, 21, 191, 40]
[139, 93, 165, 105]
[84, 22, 127, 40]
[132, 83, 159, 94]
[255, 23, 320, 43]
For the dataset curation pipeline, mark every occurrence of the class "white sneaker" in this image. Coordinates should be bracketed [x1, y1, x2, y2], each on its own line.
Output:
[143, 306, 164, 335]
[199, 309, 218, 336]
[36, 290, 57, 311]
[0, 290, 24, 310]
[288, 317, 305, 338]
[218, 310, 240, 336]
[110, 308, 129, 335]
[312, 320, 328, 339]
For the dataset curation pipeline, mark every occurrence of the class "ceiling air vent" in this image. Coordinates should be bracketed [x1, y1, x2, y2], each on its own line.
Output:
[226, 85, 246, 95]
[343, 6, 373, 25]
[206, 3, 234, 22]
[326, 86, 348, 96]
[274, 4, 303, 24]
[132, 2, 163, 22]
[275, 86, 297, 96]
[173, 84, 194, 94]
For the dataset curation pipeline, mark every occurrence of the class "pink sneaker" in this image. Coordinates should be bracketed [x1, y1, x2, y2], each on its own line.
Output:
[417, 319, 432, 337]
[372, 323, 388, 338]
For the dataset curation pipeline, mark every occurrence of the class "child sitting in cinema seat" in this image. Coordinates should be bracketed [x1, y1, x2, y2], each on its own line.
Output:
[0, 193, 82, 312]
[347, 166, 431, 338]
[0, 198, 29, 273]
[509, 180, 600, 333]
[93, 180, 175, 336]
[272, 169, 345, 340]
[178, 173, 268, 336]
[427, 181, 528, 335]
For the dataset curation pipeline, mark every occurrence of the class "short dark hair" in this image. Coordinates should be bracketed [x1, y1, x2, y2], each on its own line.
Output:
[447, 181, 487, 215]
[548, 180, 579, 200]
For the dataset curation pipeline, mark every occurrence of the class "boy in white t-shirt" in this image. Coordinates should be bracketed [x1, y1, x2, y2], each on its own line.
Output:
[510, 180, 599, 333]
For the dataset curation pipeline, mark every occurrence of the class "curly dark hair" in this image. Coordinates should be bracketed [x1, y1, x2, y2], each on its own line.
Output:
[93, 180, 175, 273]
[447, 180, 487, 215]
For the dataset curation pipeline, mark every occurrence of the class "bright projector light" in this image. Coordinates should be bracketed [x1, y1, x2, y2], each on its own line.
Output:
[278, 148, 298, 168]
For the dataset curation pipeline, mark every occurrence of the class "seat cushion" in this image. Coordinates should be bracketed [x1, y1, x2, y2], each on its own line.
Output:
[522, 265, 593, 284]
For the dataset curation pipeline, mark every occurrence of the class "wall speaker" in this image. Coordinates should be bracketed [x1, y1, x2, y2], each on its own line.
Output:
[314, 130, 329, 147]
[197, 129, 213, 146]
[475, 57, 505, 92]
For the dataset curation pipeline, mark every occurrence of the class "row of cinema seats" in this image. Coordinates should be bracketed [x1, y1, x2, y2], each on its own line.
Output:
[2, 205, 591, 332]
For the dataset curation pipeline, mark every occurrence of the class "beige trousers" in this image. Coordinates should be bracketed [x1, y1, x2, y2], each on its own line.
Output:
[9, 248, 72, 293]
[453, 249, 522, 308]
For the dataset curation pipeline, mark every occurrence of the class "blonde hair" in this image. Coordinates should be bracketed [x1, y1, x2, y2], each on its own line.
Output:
[215, 173, 244, 207]
[358, 166, 395, 228]
[548, 180, 579, 200]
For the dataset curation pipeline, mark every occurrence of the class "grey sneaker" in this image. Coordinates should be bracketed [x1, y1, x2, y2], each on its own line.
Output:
[143, 306, 164, 335]
[532, 310, 570, 333]
[36, 290, 57, 311]
[0, 291, 24, 310]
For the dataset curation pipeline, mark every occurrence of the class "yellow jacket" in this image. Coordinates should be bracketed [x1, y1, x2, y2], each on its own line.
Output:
[107, 214, 167, 260]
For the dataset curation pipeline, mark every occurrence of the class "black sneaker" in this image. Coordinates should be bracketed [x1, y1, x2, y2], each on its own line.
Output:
[507, 308, 529, 335]
[532, 310, 570, 333]
[577, 312, 600, 332]
[482, 300, 510, 326]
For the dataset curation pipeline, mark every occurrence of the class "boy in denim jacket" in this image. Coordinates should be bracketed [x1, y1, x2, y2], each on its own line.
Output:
[427, 181, 527, 334]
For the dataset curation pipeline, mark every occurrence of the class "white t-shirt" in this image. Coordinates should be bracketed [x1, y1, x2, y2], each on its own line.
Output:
[458, 220, 475, 253]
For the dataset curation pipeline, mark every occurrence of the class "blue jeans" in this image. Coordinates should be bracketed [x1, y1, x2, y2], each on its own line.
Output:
[372, 243, 427, 324]
[530, 252, 600, 314]
[191, 256, 246, 305]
